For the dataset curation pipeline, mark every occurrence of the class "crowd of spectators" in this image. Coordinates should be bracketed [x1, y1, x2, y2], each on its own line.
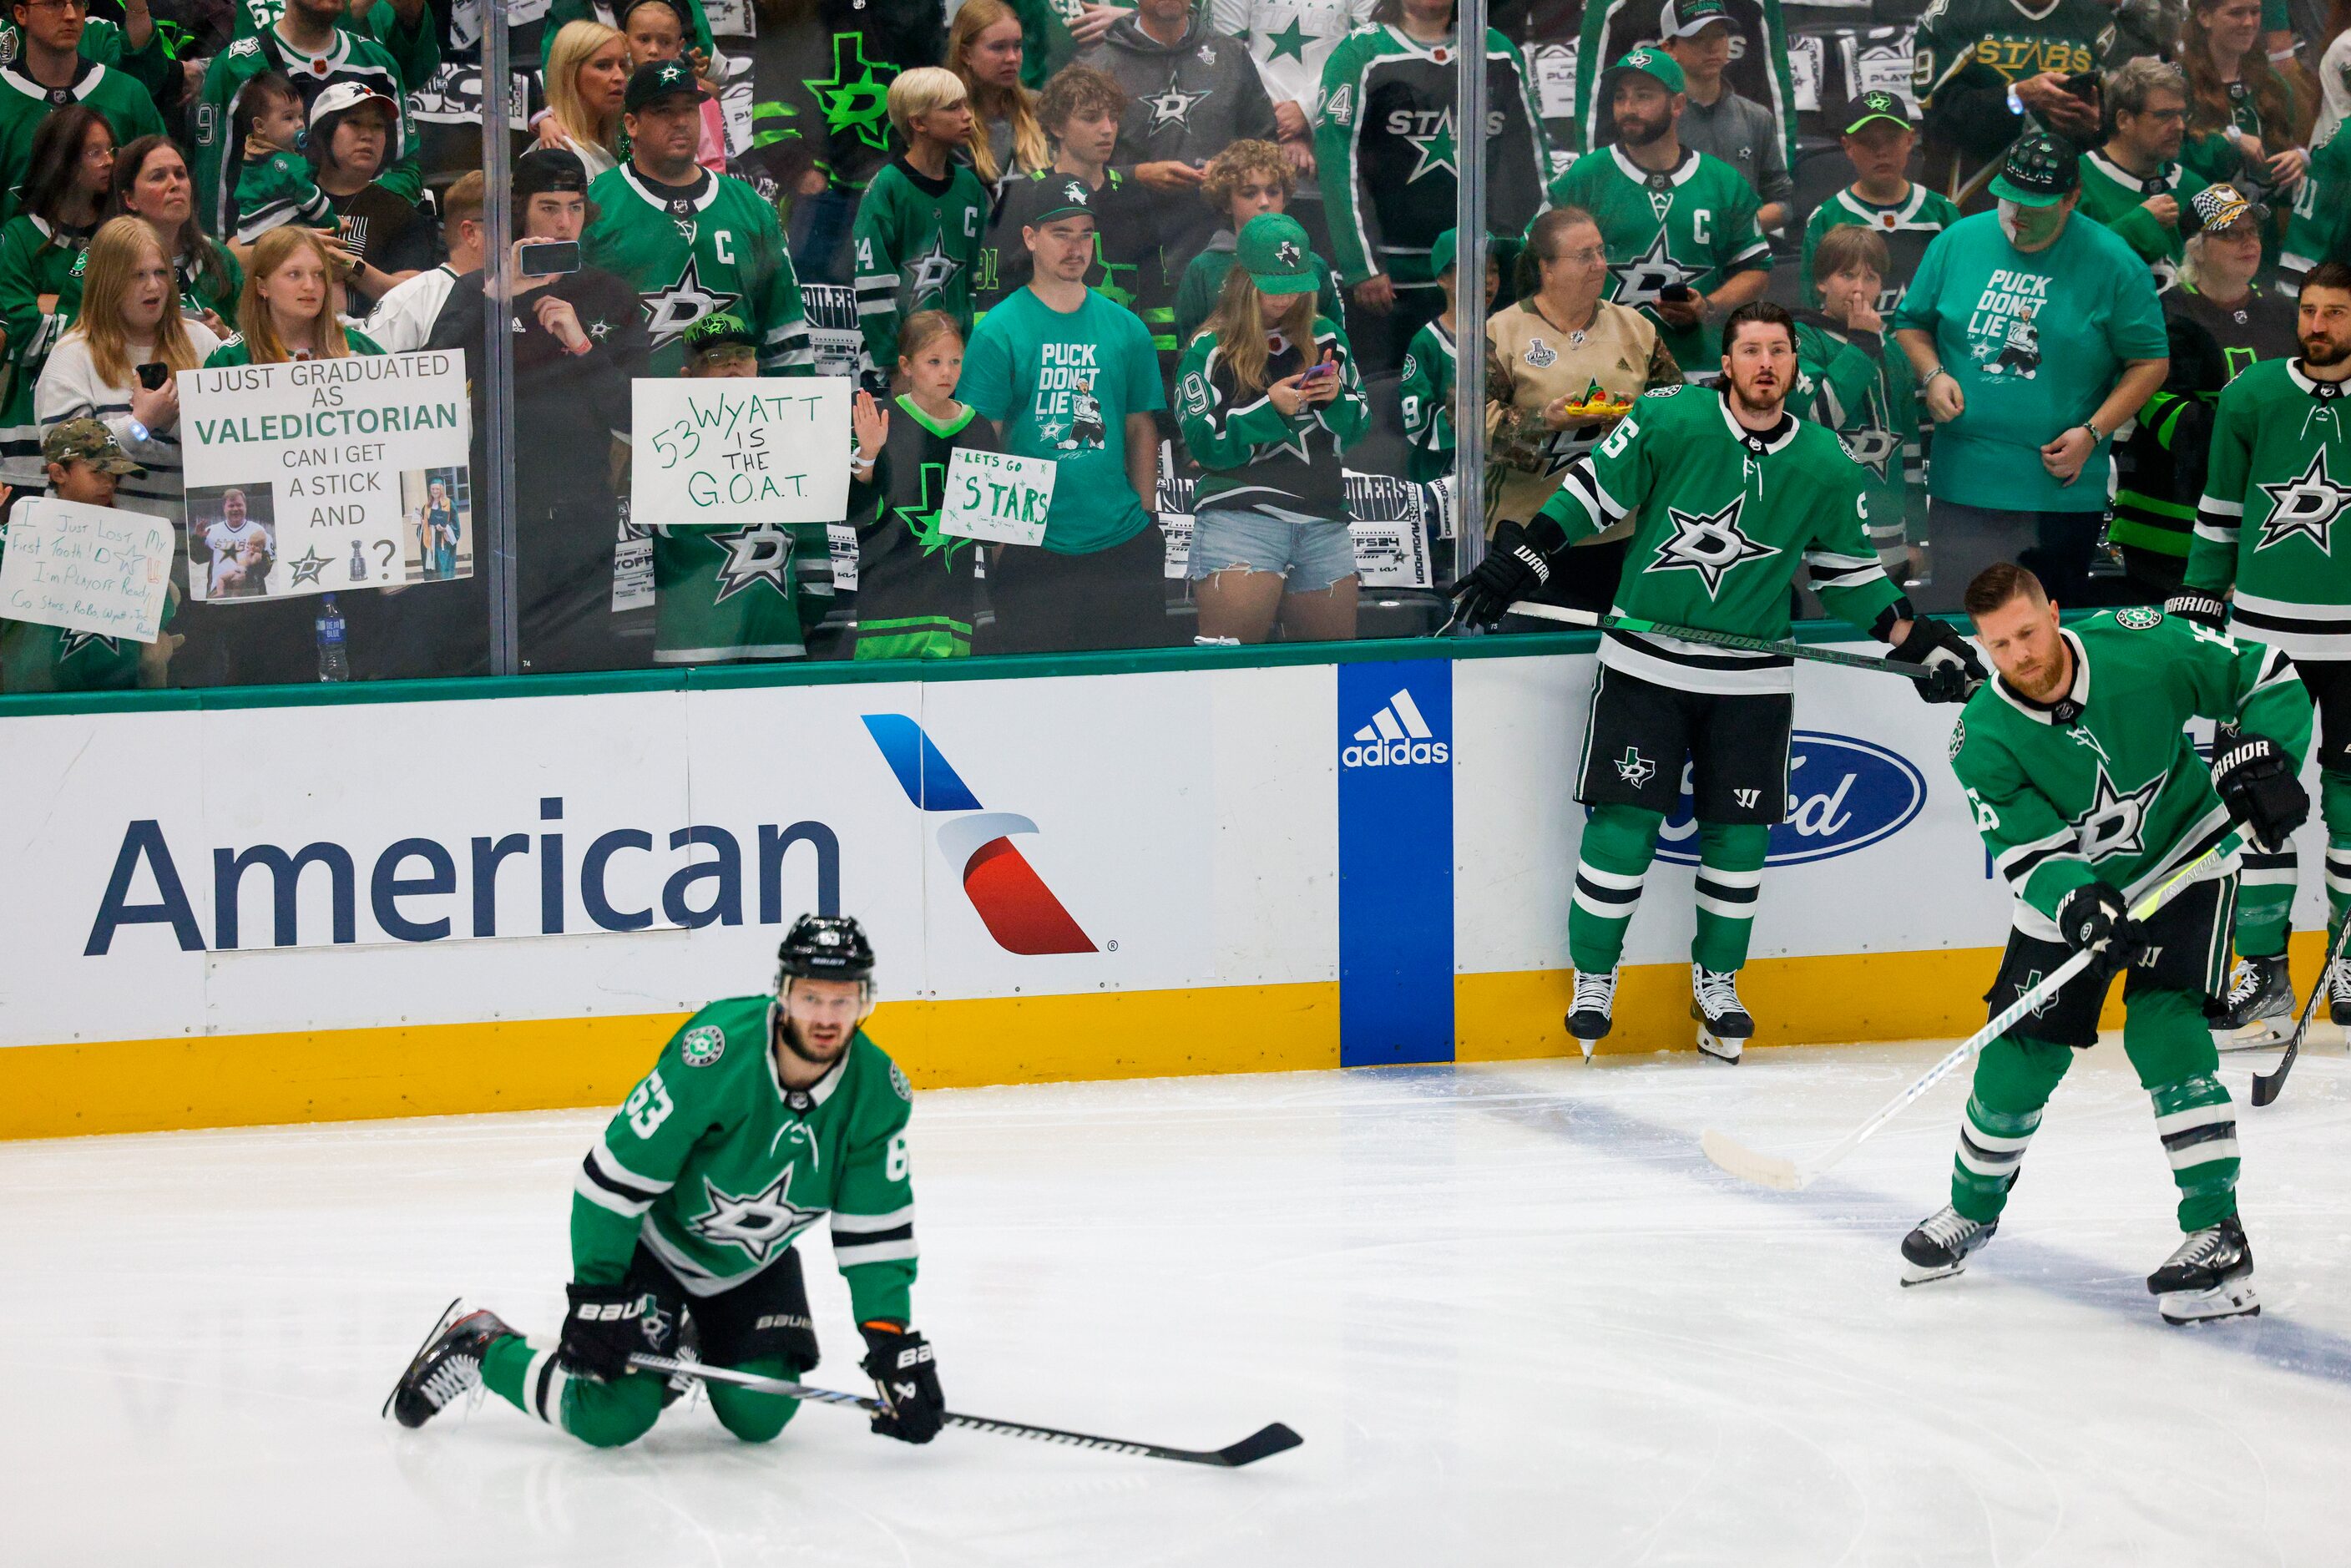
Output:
[0, 0, 2346, 689]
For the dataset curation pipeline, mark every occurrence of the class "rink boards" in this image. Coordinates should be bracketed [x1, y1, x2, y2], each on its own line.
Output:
[0, 640, 2326, 1137]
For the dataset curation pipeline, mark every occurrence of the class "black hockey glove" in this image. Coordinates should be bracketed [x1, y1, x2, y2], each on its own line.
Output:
[2055, 880, 2147, 979]
[1888, 615, 1987, 705]
[2162, 592, 2229, 633]
[859, 1323, 944, 1444]
[2211, 727, 2309, 850]
[1446, 519, 1552, 630]
[559, 1282, 656, 1382]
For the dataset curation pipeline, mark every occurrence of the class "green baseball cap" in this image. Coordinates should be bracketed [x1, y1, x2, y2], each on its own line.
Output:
[1607, 46, 1686, 98]
[1987, 131, 2080, 209]
[1429, 226, 1459, 280]
[684, 311, 758, 355]
[43, 417, 142, 475]
[1238, 213, 1319, 296]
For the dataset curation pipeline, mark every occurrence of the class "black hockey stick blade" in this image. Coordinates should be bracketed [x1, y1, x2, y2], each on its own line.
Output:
[1209, 1422, 1304, 1467]
[2252, 916, 2351, 1106]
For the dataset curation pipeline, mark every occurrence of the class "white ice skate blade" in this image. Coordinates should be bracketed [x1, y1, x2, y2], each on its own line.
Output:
[2158, 1279, 2260, 1324]
[1696, 1030, 1745, 1064]
[2212, 1022, 2293, 1053]
[1575, 1036, 1596, 1063]
[1898, 1261, 1966, 1287]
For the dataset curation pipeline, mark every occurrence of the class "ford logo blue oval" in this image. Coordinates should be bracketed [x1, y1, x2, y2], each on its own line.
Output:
[1651, 731, 1926, 867]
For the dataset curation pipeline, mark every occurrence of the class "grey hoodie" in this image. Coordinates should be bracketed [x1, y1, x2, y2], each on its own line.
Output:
[1079, 13, 1279, 252]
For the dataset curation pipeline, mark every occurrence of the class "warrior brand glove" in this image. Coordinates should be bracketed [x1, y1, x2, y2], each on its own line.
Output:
[1446, 519, 1552, 630]
[559, 1282, 653, 1382]
[858, 1322, 944, 1444]
[2162, 592, 2229, 633]
[2055, 881, 2147, 978]
[2211, 728, 2310, 850]
[1888, 615, 1988, 705]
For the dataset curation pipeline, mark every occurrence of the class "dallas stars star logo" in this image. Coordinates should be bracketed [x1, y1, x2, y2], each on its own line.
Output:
[640, 255, 740, 347]
[686, 1166, 823, 1263]
[894, 461, 970, 566]
[2252, 448, 2351, 554]
[1143, 84, 1211, 132]
[906, 232, 962, 306]
[1645, 498, 1781, 598]
[1404, 108, 1458, 183]
[708, 524, 796, 604]
[1261, 16, 1310, 62]
[2070, 765, 2162, 862]
[57, 629, 121, 660]
[288, 546, 330, 587]
[1608, 229, 1701, 307]
[1840, 427, 1901, 480]
[803, 33, 897, 153]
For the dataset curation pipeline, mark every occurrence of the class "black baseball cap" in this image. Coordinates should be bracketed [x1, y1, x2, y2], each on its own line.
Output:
[513, 146, 589, 203]
[684, 311, 758, 355]
[1005, 170, 1097, 230]
[1989, 131, 2080, 208]
[1835, 89, 1914, 135]
[624, 58, 698, 114]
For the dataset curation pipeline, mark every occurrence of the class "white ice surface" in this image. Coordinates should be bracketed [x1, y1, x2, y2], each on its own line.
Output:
[8, 1038, 2351, 1566]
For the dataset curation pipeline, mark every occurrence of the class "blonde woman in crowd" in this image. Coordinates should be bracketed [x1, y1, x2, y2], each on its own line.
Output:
[948, 0, 1049, 186]
[540, 20, 631, 180]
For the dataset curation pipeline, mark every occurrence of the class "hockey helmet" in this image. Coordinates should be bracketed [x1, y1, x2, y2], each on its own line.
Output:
[776, 913, 875, 989]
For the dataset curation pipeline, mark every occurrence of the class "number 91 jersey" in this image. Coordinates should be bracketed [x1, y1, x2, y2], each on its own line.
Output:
[571, 994, 919, 1325]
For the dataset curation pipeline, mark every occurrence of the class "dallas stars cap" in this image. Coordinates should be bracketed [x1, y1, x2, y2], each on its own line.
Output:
[1009, 171, 1097, 230]
[683, 311, 758, 355]
[624, 58, 700, 114]
[1835, 89, 1914, 135]
[1988, 130, 2079, 209]
[1429, 225, 1459, 280]
[1238, 213, 1319, 296]
[307, 80, 398, 135]
[2186, 182, 2268, 236]
[1657, 0, 1731, 39]
[43, 417, 143, 475]
[1606, 47, 1687, 98]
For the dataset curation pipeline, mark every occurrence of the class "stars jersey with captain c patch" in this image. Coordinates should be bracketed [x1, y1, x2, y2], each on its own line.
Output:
[582, 164, 812, 377]
[571, 995, 919, 1325]
[1949, 609, 2309, 941]
[1533, 384, 1899, 695]
[2186, 357, 2351, 662]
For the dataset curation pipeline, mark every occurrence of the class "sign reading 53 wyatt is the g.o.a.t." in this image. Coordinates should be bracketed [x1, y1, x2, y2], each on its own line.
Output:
[630, 377, 852, 529]
[179, 352, 471, 600]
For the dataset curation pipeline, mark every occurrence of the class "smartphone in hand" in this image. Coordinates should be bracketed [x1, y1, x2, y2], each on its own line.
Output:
[136, 362, 169, 391]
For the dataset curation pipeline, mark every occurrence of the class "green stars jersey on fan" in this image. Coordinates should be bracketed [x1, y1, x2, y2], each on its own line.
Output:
[0, 217, 93, 485]
[1534, 384, 1900, 695]
[0, 58, 162, 224]
[1949, 609, 2308, 941]
[1397, 316, 1454, 484]
[851, 156, 990, 370]
[1911, 0, 2115, 194]
[571, 997, 918, 1326]
[1797, 184, 1962, 311]
[2075, 148, 2206, 282]
[652, 519, 832, 664]
[2284, 129, 2351, 287]
[849, 393, 999, 659]
[194, 27, 419, 236]
[584, 165, 813, 377]
[1793, 314, 1922, 566]
[1314, 25, 1552, 291]
[2185, 360, 2351, 660]
[1546, 145, 1771, 372]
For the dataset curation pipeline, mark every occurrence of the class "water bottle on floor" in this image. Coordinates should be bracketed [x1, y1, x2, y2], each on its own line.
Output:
[315, 593, 349, 682]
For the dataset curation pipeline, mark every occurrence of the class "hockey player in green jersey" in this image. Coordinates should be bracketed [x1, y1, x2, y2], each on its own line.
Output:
[1903, 564, 2310, 1323]
[0, 0, 161, 225]
[585, 60, 813, 380]
[1449, 301, 1985, 1060]
[852, 68, 991, 374]
[1546, 49, 1771, 377]
[388, 914, 947, 1449]
[2171, 262, 2351, 1041]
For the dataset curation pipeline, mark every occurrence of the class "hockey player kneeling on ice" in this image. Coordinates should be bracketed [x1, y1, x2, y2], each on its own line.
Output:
[1450, 300, 1987, 1061]
[387, 914, 943, 1445]
[1904, 564, 2311, 1324]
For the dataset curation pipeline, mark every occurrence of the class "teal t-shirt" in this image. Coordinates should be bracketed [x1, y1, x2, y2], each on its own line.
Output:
[1892, 210, 2168, 514]
[955, 286, 1163, 555]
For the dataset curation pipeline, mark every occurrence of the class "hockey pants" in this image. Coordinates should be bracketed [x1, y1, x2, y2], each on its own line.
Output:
[480, 1333, 801, 1449]
[1570, 804, 1768, 974]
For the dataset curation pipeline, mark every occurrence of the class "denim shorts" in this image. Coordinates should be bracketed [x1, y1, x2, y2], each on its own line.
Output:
[1186, 508, 1358, 592]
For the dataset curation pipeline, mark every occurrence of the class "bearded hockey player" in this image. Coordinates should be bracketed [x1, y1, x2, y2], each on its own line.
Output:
[2172, 261, 2351, 1045]
[1450, 300, 1985, 1060]
[1903, 565, 2309, 1323]
[387, 915, 944, 1449]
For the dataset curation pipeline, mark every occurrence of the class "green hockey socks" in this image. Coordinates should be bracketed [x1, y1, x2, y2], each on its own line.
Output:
[2323, 767, 2351, 941]
[1691, 822, 1768, 974]
[1570, 805, 1663, 973]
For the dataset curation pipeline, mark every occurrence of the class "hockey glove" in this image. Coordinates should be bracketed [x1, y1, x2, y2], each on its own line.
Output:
[859, 1322, 944, 1444]
[1888, 615, 1987, 705]
[1446, 519, 1552, 630]
[559, 1282, 656, 1382]
[2055, 881, 2147, 979]
[2212, 728, 2309, 850]
[2162, 592, 2229, 633]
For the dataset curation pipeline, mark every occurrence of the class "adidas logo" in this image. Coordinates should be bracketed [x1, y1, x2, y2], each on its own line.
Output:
[1342, 689, 1449, 768]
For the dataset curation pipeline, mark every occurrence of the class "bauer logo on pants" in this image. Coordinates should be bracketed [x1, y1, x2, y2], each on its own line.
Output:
[1652, 731, 1926, 867]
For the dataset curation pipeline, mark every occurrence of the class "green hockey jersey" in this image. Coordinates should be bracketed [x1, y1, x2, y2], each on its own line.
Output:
[2075, 148, 2205, 282]
[571, 997, 918, 1325]
[1798, 184, 1961, 311]
[2185, 358, 2351, 661]
[1533, 383, 1900, 694]
[1176, 313, 1368, 518]
[194, 27, 420, 238]
[1398, 316, 1454, 484]
[233, 149, 334, 245]
[1950, 608, 2308, 941]
[851, 155, 990, 371]
[584, 165, 812, 377]
[0, 215, 90, 486]
[1911, 0, 2115, 195]
[654, 519, 832, 664]
[0, 57, 163, 225]
[1546, 144, 1771, 372]
[849, 394, 998, 660]
[2284, 127, 2351, 290]
[1313, 25, 1551, 290]
[1793, 313, 1921, 567]
[228, 0, 439, 89]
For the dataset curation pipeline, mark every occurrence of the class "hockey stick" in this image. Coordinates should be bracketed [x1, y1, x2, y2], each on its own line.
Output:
[628, 1353, 1302, 1468]
[1489, 600, 1941, 683]
[2250, 913, 2351, 1107]
[1701, 837, 2239, 1191]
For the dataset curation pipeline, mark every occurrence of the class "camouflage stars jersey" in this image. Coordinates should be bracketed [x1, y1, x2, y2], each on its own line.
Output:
[1949, 608, 2309, 941]
[573, 996, 918, 1325]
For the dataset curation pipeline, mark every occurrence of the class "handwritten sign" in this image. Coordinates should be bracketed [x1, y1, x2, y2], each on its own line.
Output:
[0, 497, 173, 640]
[939, 447, 1055, 547]
[630, 377, 852, 529]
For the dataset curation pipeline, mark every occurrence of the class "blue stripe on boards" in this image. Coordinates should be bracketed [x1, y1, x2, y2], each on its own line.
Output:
[1337, 658, 1454, 1067]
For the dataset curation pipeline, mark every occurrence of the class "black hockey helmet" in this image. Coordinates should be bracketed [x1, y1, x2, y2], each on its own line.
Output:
[776, 913, 875, 988]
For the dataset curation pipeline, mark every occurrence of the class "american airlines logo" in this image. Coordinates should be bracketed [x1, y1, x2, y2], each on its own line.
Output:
[1342, 688, 1450, 768]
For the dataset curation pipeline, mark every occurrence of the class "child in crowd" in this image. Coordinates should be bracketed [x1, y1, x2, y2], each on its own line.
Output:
[0, 421, 177, 692]
[1398, 228, 1498, 486]
[847, 310, 999, 659]
[1173, 140, 1344, 347]
[852, 68, 991, 376]
[614, 0, 726, 173]
[1799, 91, 1959, 311]
[231, 73, 333, 247]
[1794, 223, 1921, 581]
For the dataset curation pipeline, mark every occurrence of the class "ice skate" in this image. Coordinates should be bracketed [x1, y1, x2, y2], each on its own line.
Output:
[2212, 953, 2294, 1050]
[1691, 965, 1751, 1063]
[385, 1300, 513, 1428]
[1899, 1206, 1998, 1285]
[1566, 969, 1616, 1061]
[2149, 1215, 2260, 1323]
[2329, 949, 2351, 1029]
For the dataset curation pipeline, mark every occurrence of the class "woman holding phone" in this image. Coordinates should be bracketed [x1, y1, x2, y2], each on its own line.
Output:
[0, 106, 116, 490]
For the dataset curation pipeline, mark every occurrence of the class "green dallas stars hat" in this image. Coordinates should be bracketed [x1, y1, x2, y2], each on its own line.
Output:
[1987, 130, 2080, 209]
[1237, 213, 1319, 295]
[1606, 46, 1686, 98]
